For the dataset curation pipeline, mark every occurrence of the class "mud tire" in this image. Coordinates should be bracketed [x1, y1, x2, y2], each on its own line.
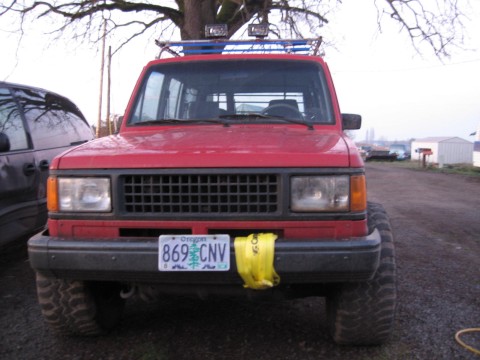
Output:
[35, 273, 125, 336]
[326, 202, 397, 345]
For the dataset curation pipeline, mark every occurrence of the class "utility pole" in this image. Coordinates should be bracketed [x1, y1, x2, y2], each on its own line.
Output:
[96, 19, 107, 138]
[107, 45, 112, 135]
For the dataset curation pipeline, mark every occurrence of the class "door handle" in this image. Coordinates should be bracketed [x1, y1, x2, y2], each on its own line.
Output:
[23, 163, 36, 176]
[38, 159, 50, 171]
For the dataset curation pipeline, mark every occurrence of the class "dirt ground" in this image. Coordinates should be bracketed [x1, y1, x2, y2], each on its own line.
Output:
[1, 162, 479, 359]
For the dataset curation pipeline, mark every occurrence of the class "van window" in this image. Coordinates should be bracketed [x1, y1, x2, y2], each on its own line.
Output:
[14, 88, 92, 150]
[0, 87, 29, 151]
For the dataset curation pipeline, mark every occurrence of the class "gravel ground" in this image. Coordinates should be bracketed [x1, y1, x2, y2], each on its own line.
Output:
[1, 162, 479, 359]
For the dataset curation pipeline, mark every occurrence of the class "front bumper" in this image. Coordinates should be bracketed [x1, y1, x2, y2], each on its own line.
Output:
[28, 229, 381, 284]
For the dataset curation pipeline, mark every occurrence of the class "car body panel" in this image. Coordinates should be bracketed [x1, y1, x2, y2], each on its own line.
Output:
[0, 82, 94, 247]
[53, 126, 362, 169]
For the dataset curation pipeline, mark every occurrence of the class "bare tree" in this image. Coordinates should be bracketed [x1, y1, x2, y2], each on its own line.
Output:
[0, 0, 467, 56]
[376, 0, 467, 57]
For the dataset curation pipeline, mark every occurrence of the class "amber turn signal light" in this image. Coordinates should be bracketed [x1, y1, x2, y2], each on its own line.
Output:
[47, 177, 58, 212]
[350, 175, 367, 212]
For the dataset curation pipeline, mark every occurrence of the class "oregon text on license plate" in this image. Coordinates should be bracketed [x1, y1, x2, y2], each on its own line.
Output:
[158, 235, 230, 271]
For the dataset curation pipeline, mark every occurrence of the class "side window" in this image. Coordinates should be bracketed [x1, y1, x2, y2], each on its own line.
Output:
[0, 87, 29, 151]
[14, 88, 92, 150]
[234, 92, 304, 114]
[183, 87, 198, 118]
[165, 78, 183, 119]
[207, 93, 227, 112]
[132, 72, 165, 123]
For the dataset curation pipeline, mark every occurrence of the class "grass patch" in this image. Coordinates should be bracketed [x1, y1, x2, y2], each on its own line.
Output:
[372, 161, 480, 177]
[437, 163, 480, 176]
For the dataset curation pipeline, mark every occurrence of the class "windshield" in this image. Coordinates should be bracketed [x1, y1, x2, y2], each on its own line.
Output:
[128, 59, 334, 126]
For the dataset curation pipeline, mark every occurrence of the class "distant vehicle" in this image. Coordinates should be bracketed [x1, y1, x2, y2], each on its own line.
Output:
[359, 145, 372, 157]
[389, 144, 410, 160]
[360, 145, 397, 161]
[0, 82, 94, 248]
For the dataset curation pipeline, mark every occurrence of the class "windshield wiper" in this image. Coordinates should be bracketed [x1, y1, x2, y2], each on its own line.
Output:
[274, 117, 314, 130]
[219, 113, 271, 120]
[219, 113, 314, 130]
[133, 118, 230, 127]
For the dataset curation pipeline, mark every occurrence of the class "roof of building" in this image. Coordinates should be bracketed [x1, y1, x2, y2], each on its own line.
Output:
[413, 137, 472, 144]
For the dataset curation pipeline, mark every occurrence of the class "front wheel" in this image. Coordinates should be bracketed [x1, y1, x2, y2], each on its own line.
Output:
[326, 202, 397, 345]
[35, 273, 125, 336]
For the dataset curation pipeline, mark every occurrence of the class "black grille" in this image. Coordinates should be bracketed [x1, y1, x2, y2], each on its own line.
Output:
[122, 174, 279, 214]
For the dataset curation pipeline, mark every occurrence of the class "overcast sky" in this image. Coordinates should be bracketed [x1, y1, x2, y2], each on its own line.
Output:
[326, 1, 480, 143]
[1, 2, 479, 143]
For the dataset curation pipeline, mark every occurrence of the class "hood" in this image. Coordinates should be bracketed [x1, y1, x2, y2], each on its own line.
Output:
[53, 125, 359, 169]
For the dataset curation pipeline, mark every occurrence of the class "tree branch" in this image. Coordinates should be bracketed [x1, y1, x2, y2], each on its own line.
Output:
[22, 1, 183, 25]
[381, 0, 465, 57]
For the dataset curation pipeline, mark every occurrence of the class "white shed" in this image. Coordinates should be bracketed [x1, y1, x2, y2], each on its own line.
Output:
[474, 123, 480, 167]
[475, 141, 480, 167]
[411, 137, 473, 165]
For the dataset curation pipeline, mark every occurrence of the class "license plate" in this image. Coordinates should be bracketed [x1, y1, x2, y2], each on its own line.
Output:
[158, 235, 230, 271]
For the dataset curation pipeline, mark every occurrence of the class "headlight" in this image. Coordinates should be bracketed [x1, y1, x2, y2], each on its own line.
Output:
[56, 178, 111, 212]
[291, 176, 349, 212]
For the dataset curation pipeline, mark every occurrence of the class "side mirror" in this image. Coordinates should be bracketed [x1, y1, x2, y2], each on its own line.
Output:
[0, 133, 11, 152]
[342, 113, 362, 130]
[115, 116, 124, 134]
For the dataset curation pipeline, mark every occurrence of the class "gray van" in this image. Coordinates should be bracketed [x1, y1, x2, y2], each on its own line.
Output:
[0, 82, 94, 247]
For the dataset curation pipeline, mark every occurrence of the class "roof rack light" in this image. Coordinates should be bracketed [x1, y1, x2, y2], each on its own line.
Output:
[205, 24, 228, 38]
[248, 24, 269, 38]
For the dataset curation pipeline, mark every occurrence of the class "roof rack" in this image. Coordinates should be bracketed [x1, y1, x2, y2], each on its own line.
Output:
[155, 38, 322, 59]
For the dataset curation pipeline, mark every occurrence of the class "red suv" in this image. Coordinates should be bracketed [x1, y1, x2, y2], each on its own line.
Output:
[28, 37, 396, 345]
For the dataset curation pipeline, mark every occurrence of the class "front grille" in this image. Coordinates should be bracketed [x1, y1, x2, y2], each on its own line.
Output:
[122, 174, 279, 214]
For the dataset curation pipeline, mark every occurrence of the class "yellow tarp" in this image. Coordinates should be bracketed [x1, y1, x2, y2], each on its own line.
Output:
[234, 233, 280, 290]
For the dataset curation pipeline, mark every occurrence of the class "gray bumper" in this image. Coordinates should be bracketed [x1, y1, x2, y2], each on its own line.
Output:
[28, 229, 381, 284]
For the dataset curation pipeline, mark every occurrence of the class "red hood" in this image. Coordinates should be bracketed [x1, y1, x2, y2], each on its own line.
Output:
[53, 125, 360, 169]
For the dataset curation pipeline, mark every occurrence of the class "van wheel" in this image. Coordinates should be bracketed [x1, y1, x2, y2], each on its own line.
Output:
[35, 273, 125, 336]
[326, 202, 397, 345]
